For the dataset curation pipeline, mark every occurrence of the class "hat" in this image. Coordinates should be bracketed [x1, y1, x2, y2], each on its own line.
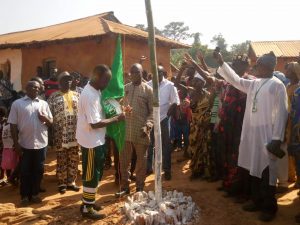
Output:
[57, 71, 71, 82]
[256, 51, 277, 70]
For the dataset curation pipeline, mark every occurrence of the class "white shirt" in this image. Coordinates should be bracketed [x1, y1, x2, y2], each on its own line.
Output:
[218, 63, 288, 185]
[8, 96, 52, 149]
[2, 122, 14, 148]
[148, 78, 180, 121]
[76, 83, 106, 148]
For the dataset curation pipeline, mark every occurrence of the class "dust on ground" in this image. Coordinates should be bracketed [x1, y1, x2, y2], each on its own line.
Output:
[0, 150, 299, 225]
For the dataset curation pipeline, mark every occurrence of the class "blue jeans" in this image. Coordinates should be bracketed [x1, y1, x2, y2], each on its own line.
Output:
[20, 148, 46, 199]
[174, 121, 190, 148]
[147, 118, 171, 174]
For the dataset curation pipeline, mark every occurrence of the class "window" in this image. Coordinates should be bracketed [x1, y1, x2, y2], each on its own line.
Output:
[43, 58, 56, 79]
[0, 60, 11, 81]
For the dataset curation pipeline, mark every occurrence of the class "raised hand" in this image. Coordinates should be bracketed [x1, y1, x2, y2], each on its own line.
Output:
[179, 61, 188, 70]
[196, 51, 204, 62]
[213, 48, 224, 66]
[183, 53, 195, 65]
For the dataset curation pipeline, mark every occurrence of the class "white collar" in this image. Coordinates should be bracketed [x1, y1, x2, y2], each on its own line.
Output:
[24, 95, 40, 102]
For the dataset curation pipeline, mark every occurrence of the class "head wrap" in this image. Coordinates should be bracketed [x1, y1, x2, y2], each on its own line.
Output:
[194, 73, 206, 85]
[288, 62, 300, 80]
[273, 71, 289, 85]
[233, 54, 250, 65]
[256, 51, 277, 70]
[70, 71, 81, 80]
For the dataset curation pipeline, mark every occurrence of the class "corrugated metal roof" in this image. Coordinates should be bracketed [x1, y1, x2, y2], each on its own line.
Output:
[250, 41, 300, 57]
[0, 12, 188, 49]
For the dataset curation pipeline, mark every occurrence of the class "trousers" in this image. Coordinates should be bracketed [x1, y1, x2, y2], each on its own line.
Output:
[56, 146, 80, 187]
[81, 145, 106, 205]
[20, 148, 46, 198]
[106, 137, 137, 179]
[147, 118, 171, 173]
[251, 167, 277, 215]
[120, 141, 148, 189]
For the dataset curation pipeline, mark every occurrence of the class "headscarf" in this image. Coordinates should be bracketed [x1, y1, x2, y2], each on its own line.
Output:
[273, 71, 289, 85]
[256, 51, 277, 70]
[233, 54, 250, 66]
[288, 62, 300, 80]
[194, 73, 206, 85]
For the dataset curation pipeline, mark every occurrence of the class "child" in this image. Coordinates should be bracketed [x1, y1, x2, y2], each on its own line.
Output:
[173, 88, 192, 155]
[0, 106, 11, 186]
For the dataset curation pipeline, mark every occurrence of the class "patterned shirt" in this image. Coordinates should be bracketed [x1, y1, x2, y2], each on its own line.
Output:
[0, 79, 13, 100]
[124, 82, 153, 145]
[286, 83, 299, 144]
[48, 91, 79, 150]
[291, 87, 300, 144]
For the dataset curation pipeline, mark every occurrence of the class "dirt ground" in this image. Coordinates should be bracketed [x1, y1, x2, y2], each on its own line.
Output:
[0, 150, 299, 225]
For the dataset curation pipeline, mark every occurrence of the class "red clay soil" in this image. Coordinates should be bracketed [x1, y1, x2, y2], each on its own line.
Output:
[0, 150, 299, 225]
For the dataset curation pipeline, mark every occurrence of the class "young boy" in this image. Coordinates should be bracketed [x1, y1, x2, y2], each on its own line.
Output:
[0, 106, 8, 186]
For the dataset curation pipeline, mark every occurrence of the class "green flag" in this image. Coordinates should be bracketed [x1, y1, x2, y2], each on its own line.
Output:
[101, 35, 125, 152]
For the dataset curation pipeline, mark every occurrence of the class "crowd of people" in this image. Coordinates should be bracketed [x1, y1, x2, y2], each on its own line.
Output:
[0, 49, 300, 222]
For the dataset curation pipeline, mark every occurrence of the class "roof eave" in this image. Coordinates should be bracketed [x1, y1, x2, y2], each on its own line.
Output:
[0, 33, 190, 50]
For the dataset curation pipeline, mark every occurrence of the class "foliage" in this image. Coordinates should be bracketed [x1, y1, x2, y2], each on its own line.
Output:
[134, 23, 251, 69]
[161, 22, 192, 41]
[134, 24, 163, 35]
[210, 33, 227, 52]
[231, 40, 251, 56]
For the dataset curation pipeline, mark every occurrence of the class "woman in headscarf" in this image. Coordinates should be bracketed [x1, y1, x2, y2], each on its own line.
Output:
[285, 62, 300, 186]
[185, 53, 253, 200]
[187, 74, 216, 180]
[174, 60, 216, 180]
[286, 62, 300, 223]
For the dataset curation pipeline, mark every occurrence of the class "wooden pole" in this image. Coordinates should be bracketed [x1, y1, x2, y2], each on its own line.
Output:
[144, 0, 162, 203]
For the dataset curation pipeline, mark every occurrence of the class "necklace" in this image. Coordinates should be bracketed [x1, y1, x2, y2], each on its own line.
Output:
[252, 79, 270, 113]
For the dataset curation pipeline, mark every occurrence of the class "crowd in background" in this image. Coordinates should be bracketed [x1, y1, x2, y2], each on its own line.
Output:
[0, 50, 300, 222]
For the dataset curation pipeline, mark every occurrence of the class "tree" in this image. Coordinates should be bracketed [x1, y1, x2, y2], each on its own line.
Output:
[189, 33, 206, 56]
[210, 33, 232, 63]
[192, 32, 201, 47]
[211, 33, 227, 52]
[135, 24, 147, 31]
[134, 24, 163, 36]
[162, 22, 191, 41]
[170, 33, 210, 68]
[231, 40, 251, 56]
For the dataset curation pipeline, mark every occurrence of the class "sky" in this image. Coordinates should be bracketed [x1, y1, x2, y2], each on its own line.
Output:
[0, 0, 299, 48]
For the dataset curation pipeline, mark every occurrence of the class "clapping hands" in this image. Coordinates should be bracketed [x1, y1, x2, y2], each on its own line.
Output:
[183, 53, 195, 65]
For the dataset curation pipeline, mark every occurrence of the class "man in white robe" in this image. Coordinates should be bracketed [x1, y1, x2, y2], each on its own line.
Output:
[214, 50, 288, 222]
